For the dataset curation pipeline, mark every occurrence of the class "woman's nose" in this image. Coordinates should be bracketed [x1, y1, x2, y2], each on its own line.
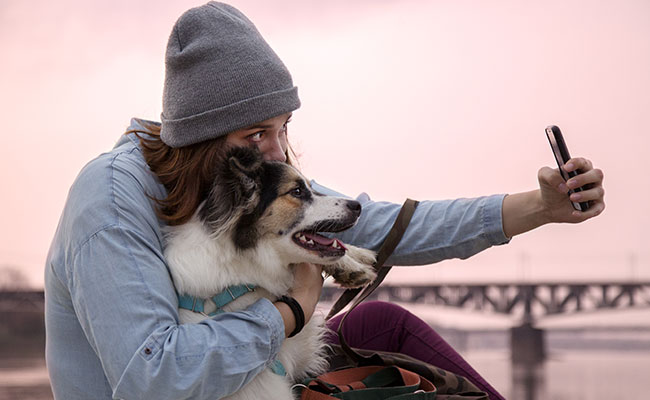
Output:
[263, 135, 287, 162]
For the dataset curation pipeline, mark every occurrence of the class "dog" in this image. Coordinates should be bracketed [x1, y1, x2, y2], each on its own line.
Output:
[163, 146, 377, 399]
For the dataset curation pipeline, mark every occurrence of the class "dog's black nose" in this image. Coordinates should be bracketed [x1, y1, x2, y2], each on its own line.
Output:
[346, 200, 361, 213]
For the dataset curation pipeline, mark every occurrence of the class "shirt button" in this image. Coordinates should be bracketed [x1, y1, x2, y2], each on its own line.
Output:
[144, 348, 152, 355]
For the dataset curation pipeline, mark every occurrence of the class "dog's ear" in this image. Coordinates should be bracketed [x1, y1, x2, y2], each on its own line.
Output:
[199, 147, 264, 236]
[227, 146, 264, 195]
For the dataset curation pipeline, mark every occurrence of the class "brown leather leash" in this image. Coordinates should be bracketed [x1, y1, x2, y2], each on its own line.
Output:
[326, 198, 419, 363]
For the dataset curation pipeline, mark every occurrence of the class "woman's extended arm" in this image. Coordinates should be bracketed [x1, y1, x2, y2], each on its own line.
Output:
[312, 157, 604, 266]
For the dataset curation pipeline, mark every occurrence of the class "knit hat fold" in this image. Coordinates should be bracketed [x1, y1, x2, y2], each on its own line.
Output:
[161, 2, 300, 148]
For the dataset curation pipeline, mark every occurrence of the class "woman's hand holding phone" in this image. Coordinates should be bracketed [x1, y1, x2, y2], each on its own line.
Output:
[538, 126, 606, 223]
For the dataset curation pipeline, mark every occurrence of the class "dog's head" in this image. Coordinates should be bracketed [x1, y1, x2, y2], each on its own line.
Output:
[199, 146, 361, 264]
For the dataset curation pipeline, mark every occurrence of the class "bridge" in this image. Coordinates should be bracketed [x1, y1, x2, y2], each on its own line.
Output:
[0, 290, 44, 312]
[5, 281, 650, 322]
[323, 280, 650, 364]
[322, 281, 650, 322]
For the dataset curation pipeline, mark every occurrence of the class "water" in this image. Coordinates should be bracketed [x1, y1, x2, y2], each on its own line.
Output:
[1, 342, 648, 400]
[0, 358, 52, 400]
[3, 300, 650, 400]
[467, 350, 650, 400]
[426, 324, 650, 400]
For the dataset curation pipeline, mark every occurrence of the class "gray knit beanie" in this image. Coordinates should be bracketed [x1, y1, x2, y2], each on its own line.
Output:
[160, 2, 300, 148]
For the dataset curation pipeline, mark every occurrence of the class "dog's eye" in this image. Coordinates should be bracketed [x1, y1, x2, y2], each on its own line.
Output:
[290, 187, 303, 198]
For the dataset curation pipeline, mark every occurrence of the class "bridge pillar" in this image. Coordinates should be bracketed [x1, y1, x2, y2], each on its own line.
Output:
[510, 323, 547, 400]
[510, 322, 545, 363]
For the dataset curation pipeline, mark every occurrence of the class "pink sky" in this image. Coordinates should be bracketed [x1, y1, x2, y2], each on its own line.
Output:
[1, 0, 649, 287]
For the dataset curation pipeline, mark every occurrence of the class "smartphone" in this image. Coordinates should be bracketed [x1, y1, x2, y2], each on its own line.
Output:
[545, 125, 590, 211]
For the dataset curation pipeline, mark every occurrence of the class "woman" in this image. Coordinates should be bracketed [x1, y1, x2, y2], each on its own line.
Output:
[45, 2, 604, 399]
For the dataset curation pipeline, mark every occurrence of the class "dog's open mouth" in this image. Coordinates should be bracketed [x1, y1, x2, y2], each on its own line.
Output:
[292, 231, 348, 257]
[291, 218, 356, 257]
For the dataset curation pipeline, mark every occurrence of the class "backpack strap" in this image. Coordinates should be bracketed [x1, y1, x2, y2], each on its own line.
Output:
[299, 365, 436, 400]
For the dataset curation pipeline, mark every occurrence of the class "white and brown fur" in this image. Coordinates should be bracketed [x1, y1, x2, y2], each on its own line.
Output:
[163, 146, 376, 400]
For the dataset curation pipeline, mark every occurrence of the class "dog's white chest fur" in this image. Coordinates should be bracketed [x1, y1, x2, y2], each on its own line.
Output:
[165, 219, 329, 400]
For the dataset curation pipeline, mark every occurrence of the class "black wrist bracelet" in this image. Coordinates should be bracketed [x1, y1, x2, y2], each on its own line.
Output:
[277, 295, 305, 338]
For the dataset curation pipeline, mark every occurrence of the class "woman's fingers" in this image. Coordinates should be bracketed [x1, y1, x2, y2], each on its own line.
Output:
[565, 167, 605, 190]
[569, 185, 605, 203]
[563, 157, 594, 173]
[570, 199, 606, 220]
[563, 157, 605, 220]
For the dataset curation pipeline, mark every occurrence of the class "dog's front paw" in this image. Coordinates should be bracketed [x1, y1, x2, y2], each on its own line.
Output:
[347, 246, 377, 267]
[331, 265, 377, 288]
[324, 246, 377, 288]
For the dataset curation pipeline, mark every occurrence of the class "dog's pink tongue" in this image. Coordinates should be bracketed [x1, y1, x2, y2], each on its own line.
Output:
[304, 232, 333, 246]
[304, 232, 347, 250]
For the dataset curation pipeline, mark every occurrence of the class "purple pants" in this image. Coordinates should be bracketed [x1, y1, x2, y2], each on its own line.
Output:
[325, 301, 505, 400]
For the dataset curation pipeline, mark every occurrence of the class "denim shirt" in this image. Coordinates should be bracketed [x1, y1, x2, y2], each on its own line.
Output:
[45, 118, 509, 399]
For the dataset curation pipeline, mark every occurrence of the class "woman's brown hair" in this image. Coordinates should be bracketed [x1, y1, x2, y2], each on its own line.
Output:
[126, 120, 297, 226]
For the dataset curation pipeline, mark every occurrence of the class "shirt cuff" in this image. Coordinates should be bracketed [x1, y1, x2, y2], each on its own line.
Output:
[483, 194, 511, 245]
[247, 298, 285, 356]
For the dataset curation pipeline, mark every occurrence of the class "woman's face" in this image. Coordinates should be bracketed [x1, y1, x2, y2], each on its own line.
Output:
[225, 113, 292, 162]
